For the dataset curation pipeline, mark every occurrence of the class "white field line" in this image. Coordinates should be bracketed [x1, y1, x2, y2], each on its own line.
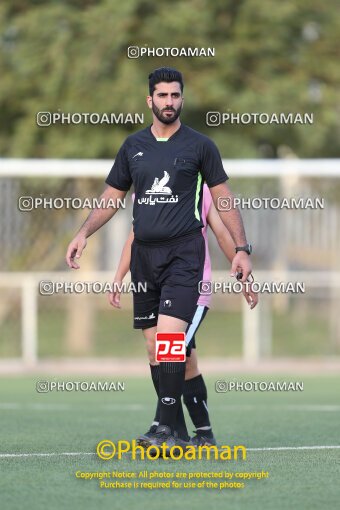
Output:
[215, 405, 340, 412]
[1, 446, 340, 459]
[0, 403, 144, 411]
[0, 403, 339, 412]
[247, 446, 340, 451]
[0, 452, 96, 458]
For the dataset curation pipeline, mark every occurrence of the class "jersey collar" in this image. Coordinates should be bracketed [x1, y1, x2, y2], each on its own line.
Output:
[148, 123, 183, 143]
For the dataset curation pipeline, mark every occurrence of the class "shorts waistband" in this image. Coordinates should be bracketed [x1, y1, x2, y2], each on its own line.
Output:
[134, 228, 202, 247]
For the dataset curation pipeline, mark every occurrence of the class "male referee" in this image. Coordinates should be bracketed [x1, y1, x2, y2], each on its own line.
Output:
[66, 67, 252, 451]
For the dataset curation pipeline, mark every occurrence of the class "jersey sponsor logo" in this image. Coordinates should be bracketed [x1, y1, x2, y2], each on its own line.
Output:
[161, 397, 176, 405]
[138, 171, 179, 206]
[155, 332, 186, 362]
[146, 171, 172, 195]
[134, 312, 156, 321]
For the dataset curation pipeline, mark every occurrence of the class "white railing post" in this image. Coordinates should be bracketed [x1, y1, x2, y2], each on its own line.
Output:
[242, 296, 272, 362]
[21, 276, 38, 366]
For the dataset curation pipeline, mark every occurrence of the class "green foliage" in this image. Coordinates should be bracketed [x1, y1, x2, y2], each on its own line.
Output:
[0, 0, 339, 158]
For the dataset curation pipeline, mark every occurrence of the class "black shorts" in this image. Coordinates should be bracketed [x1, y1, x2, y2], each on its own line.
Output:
[185, 305, 209, 356]
[131, 230, 205, 329]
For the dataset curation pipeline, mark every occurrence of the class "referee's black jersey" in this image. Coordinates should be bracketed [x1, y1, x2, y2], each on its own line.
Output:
[105, 124, 228, 242]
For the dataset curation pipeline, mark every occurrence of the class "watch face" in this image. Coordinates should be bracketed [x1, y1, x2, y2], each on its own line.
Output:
[248, 244, 252, 254]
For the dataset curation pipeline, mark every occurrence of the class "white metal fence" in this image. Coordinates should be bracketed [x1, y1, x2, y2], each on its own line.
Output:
[0, 158, 339, 368]
[0, 270, 339, 367]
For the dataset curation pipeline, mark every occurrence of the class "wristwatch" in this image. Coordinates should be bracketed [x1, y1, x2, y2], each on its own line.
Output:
[235, 243, 252, 255]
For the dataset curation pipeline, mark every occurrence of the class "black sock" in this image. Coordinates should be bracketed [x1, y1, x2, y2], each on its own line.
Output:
[152, 396, 189, 441]
[176, 401, 190, 441]
[150, 365, 160, 426]
[183, 374, 212, 433]
[151, 363, 189, 438]
[159, 362, 186, 431]
[150, 364, 160, 395]
[154, 400, 160, 424]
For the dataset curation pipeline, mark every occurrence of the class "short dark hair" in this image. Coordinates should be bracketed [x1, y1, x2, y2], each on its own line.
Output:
[148, 67, 184, 96]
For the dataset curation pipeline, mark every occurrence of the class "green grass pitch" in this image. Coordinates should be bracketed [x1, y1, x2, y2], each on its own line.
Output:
[0, 374, 339, 510]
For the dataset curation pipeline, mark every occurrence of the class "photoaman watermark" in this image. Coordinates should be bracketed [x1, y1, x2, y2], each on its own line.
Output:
[96, 440, 246, 461]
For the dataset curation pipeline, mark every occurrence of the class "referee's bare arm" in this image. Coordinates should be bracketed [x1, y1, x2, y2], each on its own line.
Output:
[65, 185, 127, 269]
[209, 182, 252, 282]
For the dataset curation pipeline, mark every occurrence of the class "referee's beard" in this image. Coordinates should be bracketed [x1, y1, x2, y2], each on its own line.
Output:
[152, 102, 182, 125]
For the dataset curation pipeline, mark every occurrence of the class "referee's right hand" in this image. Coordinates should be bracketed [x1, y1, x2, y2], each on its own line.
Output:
[65, 235, 87, 269]
[108, 280, 122, 309]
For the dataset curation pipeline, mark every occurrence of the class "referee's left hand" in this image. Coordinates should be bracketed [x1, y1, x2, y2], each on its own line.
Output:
[230, 251, 252, 283]
[242, 282, 258, 309]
